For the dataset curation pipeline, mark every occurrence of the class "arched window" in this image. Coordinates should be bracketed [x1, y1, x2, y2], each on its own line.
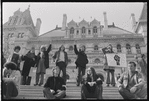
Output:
[70, 27, 74, 34]
[136, 44, 141, 54]
[94, 58, 100, 64]
[14, 16, 18, 25]
[82, 27, 86, 33]
[126, 44, 131, 54]
[69, 46, 73, 51]
[94, 45, 98, 50]
[117, 44, 122, 53]
[77, 30, 79, 35]
[93, 26, 97, 33]
[21, 33, 24, 38]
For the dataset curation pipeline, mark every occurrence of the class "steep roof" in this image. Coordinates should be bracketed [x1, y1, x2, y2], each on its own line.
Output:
[3, 6, 35, 28]
[139, 3, 147, 21]
[102, 25, 135, 35]
[38, 27, 65, 38]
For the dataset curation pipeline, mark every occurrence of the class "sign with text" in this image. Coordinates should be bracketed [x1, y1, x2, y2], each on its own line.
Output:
[106, 53, 127, 67]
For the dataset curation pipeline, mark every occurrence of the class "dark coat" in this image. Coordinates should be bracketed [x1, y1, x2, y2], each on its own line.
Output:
[21, 51, 36, 76]
[74, 45, 88, 68]
[53, 50, 68, 66]
[35, 44, 52, 69]
[11, 52, 21, 70]
[44, 76, 66, 93]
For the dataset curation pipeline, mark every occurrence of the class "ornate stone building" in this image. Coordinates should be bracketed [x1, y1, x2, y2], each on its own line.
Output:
[3, 4, 147, 79]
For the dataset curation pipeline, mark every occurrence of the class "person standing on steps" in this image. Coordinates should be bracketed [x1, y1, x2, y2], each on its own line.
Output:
[102, 44, 116, 87]
[21, 47, 36, 85]
[7, 46, 21, 71]
[34, 43, 52, 86]
[74, 40, 88, 86]
[53, 45, 68, 85]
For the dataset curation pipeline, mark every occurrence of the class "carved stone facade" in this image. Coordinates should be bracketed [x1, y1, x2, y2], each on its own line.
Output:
[3, 6, 147, 78]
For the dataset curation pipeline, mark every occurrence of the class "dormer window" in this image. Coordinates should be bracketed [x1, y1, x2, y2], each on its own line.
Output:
[82, 27, 86, 33]
[88, 30, 91, 35]
[70, 27, 74, 34]
[126, 44, 132, 54]
[93, 26, 97, 33]
[77, 30, 79, 35]
[136, 44, 141, 54]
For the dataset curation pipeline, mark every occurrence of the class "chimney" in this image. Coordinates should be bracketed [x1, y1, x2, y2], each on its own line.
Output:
[131, 13, 136, 32]
[35, 18, 42, 36]
[103, 12, 108, 29]
[62, 14, 67, 30]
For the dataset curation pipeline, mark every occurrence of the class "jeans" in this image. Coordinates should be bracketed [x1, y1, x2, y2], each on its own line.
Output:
[43, 88, 66, 99]
[81, 84, 102, 99]
[56, 61, 67, 85]
[77, 67, 86, 85]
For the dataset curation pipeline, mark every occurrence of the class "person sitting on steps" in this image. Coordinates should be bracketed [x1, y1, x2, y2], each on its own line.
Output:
[43, 66, 66, 99]
[81, 67, 103, 99]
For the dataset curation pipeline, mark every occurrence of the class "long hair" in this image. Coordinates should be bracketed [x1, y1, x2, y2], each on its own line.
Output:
[59, 45, 65, 52]
[86, 67, 97, 81]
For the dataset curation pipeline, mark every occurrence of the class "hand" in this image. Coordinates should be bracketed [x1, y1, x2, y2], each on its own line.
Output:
[130, 86, 137, 94]
[50, 89, 55, 94]
[57, 89, 61, 93]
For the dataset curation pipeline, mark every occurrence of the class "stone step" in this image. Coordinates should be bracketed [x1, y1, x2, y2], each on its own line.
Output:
[9, 82, 123, 99]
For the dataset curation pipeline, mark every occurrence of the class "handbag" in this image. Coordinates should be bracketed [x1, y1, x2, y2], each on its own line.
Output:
[26, 76, 32, 85]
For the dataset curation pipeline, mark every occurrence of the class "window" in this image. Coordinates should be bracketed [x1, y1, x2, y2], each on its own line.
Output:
[77, 30, 79, 35]
[21, 33, 24, 38]
[69, 46, 73, 51]
[14, 16, 18, 25]
[126, 44, 131, 54]
[93, 26, 97, 33]
[70, 27, 74, 34]
[117, 44, 122, 53]
[18, 33, 24, 38]
[82, 27, 86, 33]
[8, 33, 13, 38]
[94, 45, 98, 50]
[94, 58, 100, 64]
[88, 30, 91, 35]
[135, 44, 141, 54]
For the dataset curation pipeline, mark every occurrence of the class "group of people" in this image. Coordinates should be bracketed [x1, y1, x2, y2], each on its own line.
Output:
[2, 42, 147, 99]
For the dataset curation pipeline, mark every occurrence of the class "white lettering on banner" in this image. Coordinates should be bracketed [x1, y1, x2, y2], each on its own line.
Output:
[106, 53, 127, 67]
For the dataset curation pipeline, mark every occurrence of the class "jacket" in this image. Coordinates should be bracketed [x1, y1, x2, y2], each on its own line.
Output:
[35, 44, 52, 69]
[53, 50, 68, 66]
[117, 71, 144, 90]
[44, 76, 66, 92]
[74, 45, 88, 68]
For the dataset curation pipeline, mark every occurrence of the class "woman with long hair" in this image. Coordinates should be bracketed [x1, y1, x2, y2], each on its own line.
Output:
[81, 67, 103, 99]
[34, 43, 52, 86]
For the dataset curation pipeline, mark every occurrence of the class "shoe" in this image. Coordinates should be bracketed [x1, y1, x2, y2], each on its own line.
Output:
[107, 84, 109, 87]
[63, 94, 66, 98]
[34, 84, 38, 86]
[76, 83, 80, 86]
[38, 84, 43, 86]
[112, 84, 115, 87]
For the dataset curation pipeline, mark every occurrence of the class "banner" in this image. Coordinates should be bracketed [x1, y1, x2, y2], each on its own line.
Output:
[106, 53, 127, 67]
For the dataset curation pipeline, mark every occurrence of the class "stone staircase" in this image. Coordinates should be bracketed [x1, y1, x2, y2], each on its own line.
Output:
[9, 82, 123, 99]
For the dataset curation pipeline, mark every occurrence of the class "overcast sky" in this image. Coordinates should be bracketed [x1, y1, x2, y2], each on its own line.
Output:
[3, 2, 144, 35]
